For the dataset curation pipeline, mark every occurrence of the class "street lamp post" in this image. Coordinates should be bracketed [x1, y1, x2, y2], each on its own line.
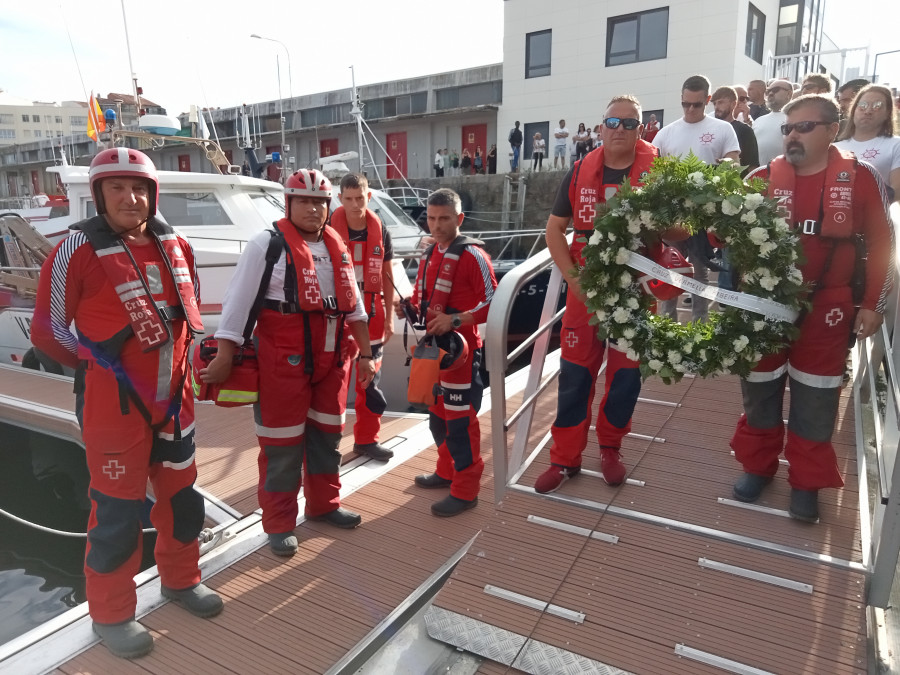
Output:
[251, 34, 294, 179]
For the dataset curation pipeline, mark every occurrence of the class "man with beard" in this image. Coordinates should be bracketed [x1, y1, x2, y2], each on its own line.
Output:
[729, 94, 893, 522]
[711, 85, 759, 172]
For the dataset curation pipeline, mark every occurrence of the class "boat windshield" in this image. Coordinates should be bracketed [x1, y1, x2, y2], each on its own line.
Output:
[250, 191, 286, 225]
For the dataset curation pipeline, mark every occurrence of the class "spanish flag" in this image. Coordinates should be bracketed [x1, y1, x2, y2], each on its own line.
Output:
[87, 92, 106, 142]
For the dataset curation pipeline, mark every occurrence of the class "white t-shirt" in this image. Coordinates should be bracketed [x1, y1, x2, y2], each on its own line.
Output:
[216, 230, 367, 344]
[533, 138, 546, 153]
[653, 115, 741, 164]
[434, 152, 444, 169]
[835, 136, 900, 185]
[753, 111, 787, 165]
[554, 126, 570, 147]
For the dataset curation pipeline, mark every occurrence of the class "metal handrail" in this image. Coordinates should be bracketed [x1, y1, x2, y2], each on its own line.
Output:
[487, 234, 569, 501]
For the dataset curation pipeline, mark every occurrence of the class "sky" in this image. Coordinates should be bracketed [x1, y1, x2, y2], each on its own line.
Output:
[0, 0, 897, 117]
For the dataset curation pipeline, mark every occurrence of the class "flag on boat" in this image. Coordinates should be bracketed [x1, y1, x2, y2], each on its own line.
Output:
[189, 105, 210, 140]
[86, 92, 106, 142]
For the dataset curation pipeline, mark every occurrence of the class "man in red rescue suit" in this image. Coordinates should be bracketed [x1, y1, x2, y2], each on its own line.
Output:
[730, 95, 894, 521]
[400, 188, 498, 517]
[535, 95, 661, 494]
[31, 148, 223, 660]
[332, 172, 396, 461]
[201, 169, 375, 556]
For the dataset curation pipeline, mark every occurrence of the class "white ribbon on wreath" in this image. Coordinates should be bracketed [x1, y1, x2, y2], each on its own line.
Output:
[624, 251, 800, 323]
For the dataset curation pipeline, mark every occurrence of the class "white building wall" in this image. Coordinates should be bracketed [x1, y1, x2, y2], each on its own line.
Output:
[499, 0, 779, 171]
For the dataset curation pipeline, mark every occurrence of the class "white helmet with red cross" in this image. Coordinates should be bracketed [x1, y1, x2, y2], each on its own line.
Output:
[89, 147, 159, 217]
[284, 168, 332, 217]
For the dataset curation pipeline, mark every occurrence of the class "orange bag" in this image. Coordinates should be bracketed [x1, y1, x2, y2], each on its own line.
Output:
[191, 337, 259, 407]
[407, 338, 446, 410]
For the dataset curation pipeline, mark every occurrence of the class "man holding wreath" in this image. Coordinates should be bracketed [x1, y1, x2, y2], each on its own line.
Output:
[730, 94, 894, 521]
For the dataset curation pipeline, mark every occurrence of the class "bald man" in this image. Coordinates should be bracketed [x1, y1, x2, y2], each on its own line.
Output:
[754, 79, 794, 164]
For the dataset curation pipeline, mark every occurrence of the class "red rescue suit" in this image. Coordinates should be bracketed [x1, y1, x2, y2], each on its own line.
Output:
[31, 218, 205, 625]
[548, 141, 658, 469]
[253, 220, 358, 533]
[731, 149, 894, 489]
[331, 208, 388, 445]
[411, 237, 497, 501]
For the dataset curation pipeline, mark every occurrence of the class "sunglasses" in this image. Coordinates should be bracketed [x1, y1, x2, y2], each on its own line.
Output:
[780, 120, 831, 135]
[766, 87, 790, 95]
[738, 96, 749, 102]
[604, 117, 641, 130]
[681, 101, 705, 109]
[857, 100, 885, 111]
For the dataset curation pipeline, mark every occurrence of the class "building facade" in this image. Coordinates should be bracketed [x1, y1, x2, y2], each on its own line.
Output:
[497, 0, 828, 170]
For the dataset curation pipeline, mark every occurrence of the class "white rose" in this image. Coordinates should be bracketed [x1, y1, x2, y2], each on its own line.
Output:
[759, 241, 777, 257]
[788, 267, 803, 283]
[608, 232, 617, 242]
[589, 231, 603, 245]
[598, 273, 610, 285]
[693, 333, 704, 343]
[586, 290, 598, 299]
[704, 202, 717, 214]
[688, 171, 706, 187]
[673, 363, 687, 373]
[605, 293, 619, 305]
[618, 338, 631, 350]
[595, 310, 608, 322]
[615, 248, 630, 265]
[639, 210, 654, 225]
[627, 220, 642, 235]
[648, 359, 664, 371]
[619, 272, 632, 288]
[744, 193, 765, 211]
[683, 342, 693, 354]
[733, 336, 749, 352]
[613, 307, 631, 323]
[759, 275, 778, 291]
[748, 226, 768, 245]
[711, 176, 721, 184]
[753, 320, 766, 332]
[626, 349, 639, 361]
[775, 217, 790, 233]
[722, 199, 742, 216]
[667, 350, 683, 364]
[722, 356, 736, 367]
[622, 327, 636, 339]
[740, 210, 758, 225]
[627, 297, 640, 310]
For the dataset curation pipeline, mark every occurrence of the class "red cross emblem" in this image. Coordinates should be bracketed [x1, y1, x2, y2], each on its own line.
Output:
[136, 320, 165, 346]
[825, 308, 844, 326]
[578, 203, 595, 222]
[565, 331, 579, 348]
[305, 286, 321, 304]
[102, 459, 126, 480]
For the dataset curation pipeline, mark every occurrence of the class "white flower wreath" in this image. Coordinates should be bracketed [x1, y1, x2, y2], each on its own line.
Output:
[579, 153, 806, 383]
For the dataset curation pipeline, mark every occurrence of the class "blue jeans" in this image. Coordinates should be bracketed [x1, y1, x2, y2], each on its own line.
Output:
[511, 146, 520, 171]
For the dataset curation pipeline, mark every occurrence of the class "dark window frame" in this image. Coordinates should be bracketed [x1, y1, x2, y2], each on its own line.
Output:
[745, 3, 766, 63]
[525, 29, 552, 79]
[605, 7, 669, 67]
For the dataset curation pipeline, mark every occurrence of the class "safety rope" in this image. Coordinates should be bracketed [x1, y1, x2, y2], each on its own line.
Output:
[0, 505, 156, 538]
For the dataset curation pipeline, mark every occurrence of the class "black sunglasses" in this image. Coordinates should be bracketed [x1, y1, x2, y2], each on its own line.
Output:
[604, 117, 641, 130]
[766, 86, 790, 95]
[681, 101, 705, 109]
[780, 120, 832, 135]
[738, 96, 749, 102]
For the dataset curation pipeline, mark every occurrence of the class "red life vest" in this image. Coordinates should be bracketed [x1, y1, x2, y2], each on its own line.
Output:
[568, 139, 658, 260]
[767, 145, 857, 239]
[274, 218, 357, 313]
[75, 215, 203, 352]
[329, 206, 384, 295]
[417, 235, 482, 318]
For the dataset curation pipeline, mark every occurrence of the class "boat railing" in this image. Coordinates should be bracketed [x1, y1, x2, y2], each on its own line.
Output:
[486, 235, 567, 501]
[380, 185, 430, 207]
[856, 202, 900, 608]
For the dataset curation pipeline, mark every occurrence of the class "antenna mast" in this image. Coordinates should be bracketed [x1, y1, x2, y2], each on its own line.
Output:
[119, 0, 142, 117]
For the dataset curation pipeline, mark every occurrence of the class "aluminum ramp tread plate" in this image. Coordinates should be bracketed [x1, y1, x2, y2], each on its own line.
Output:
[428, 491, 867, 675]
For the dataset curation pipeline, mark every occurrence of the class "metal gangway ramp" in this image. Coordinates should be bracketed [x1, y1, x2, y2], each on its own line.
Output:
[425, 214, 900, 674]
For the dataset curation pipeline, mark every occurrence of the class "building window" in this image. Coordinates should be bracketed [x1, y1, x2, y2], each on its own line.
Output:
[776, 1, 801, 54]
[0, 114, 13, 124]
[606, 7, 669, 66]
[435, 83, 502, 111]
[0, 129, 15, 139]
[34, 130, 42, 138]
[522, 121, 550, 158]
[70, 116, 87, 126]
[22, 114, 29, 123]
[642, 109, 664, 127]
[55, 116, 63, 124]
[32, 114, 40, 123]
[525, 30, 552, 79]
[299, 104, 350, 128]
[745, 3, 765, 63]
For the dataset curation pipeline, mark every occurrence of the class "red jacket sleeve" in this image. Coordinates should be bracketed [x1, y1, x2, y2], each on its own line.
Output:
[460, 247, 498, 324]
[31, 239, 85, 369]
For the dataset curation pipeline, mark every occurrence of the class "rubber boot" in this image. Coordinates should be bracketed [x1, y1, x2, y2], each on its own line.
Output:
[93, 618, 154, 659]
[161, 583, 224, 618]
